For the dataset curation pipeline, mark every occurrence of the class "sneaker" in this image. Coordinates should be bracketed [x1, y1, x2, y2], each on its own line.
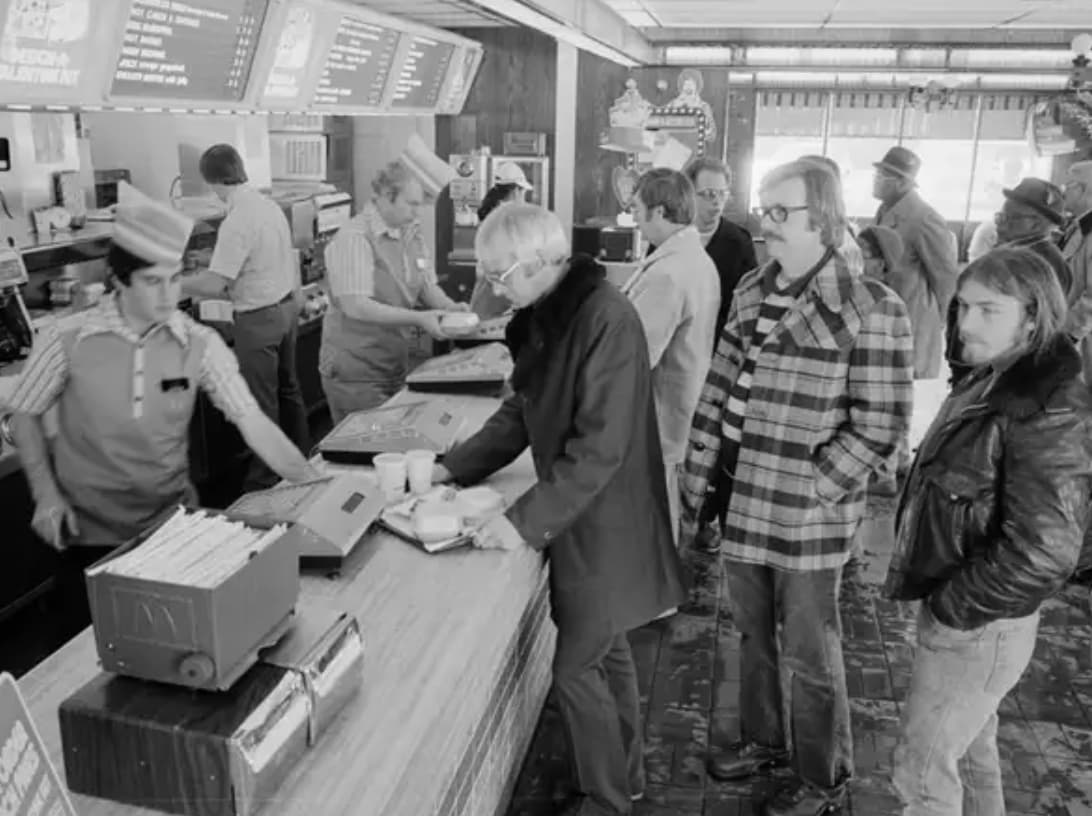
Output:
[763, 780, 846, 815]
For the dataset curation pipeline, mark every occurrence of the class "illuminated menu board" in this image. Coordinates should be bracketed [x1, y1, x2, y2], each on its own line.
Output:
[110, 0, 271, 102]
[390, 35, 454, 110]
[0, 0, 117, 104]
[436, 45, 482, 115]
[260, 1, 322, 105]
[312, 12, 400, 109]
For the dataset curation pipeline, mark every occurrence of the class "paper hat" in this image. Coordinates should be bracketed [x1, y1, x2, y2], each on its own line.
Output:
[113, 182, 195, 266]
[400, 132, 457, 197]
[494, 161, 533, 190]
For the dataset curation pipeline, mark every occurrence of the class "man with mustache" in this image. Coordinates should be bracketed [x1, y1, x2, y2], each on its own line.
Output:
[684, 158, 913, 815]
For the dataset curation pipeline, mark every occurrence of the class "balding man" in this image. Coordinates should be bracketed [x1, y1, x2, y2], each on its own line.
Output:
[1061, 160, 1092, 382]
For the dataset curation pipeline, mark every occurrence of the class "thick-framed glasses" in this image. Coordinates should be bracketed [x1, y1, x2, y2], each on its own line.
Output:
[752, 205, 809, 224]
[696, 188, 730, 203]
[480, 259, 521, 287]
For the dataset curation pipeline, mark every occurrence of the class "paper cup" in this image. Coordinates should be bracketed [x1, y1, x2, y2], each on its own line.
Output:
[373, 453, 408, 500]
[406, 449, 437, 495]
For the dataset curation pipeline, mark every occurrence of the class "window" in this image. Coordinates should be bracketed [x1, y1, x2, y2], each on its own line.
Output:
[748, 90, 1053, 234]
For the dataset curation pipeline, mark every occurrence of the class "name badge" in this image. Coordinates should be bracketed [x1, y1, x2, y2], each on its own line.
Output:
[416, 258, 428, 271]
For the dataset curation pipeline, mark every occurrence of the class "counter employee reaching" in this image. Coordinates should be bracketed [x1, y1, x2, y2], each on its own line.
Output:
[182, 143, 309, 490]
[320, 134, 468, 422]
[6, 182, 318, 565]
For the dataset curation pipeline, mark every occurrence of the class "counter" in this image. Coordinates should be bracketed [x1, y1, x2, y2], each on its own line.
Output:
[15, 391, 556, 816]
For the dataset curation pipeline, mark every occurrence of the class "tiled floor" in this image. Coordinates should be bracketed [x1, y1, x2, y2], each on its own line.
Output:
[506, 512, 1092, 816]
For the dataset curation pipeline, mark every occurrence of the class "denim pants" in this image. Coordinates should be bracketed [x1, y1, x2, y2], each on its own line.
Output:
[724, 561, 854, 791]
[894, 604, 1039, 816]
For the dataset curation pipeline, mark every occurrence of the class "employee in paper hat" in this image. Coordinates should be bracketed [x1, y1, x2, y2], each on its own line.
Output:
[4, 182, 318, 629]
[320, 133, 472, 422]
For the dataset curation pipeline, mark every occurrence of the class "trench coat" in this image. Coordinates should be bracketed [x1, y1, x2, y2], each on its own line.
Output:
[876, 190, 958, 379]
[443, 255, 687, 637]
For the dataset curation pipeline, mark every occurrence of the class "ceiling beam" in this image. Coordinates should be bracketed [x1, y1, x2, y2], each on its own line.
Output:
[640, 27, 1085, 47]
[523, 0, 657, 63]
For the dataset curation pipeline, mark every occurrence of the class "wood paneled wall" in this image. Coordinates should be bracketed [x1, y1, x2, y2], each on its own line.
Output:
[573, 52, 629, 224]
[572, 66, 758, 224]
[435, 27, 557, 271]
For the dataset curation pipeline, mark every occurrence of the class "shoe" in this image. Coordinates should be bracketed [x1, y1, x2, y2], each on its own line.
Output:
[707, 742, 790, 781]
[763, 781, 846, 815]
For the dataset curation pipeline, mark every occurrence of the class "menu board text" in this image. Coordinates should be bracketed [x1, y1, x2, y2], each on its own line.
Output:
[391, 36, 454, 110]
[111, 0, 271, 102]
[312, 13, 399, 109]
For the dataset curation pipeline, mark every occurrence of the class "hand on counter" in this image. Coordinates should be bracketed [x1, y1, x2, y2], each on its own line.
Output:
[31, 491, 79, 551]
[471, 514, 525, 551]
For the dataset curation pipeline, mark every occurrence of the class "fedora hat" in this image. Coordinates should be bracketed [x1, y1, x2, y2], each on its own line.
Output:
[1002, 177, 1066, 226]
[114, 181, 195, 267]
[400, 132, 457, 197]
[873, 146, 921, 182]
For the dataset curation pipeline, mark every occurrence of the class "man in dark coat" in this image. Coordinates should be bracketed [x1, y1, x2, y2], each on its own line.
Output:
[682, 156, 759, 342]
[433, 203, 686, 816]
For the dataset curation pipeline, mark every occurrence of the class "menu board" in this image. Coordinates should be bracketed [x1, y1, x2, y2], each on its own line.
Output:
[110, 0, 272, 102]
[0, 0, 118, 104]
[390, 34, 454, 110]
[436, 45, 482, 115]
[260, 0, 322, 105]
[312, 11, 400, 109]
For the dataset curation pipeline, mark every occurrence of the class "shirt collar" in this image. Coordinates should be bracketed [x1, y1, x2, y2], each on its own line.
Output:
[77, 292, 189, 347]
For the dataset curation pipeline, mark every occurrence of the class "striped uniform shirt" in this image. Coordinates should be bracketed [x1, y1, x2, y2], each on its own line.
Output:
[7, 294, 259, 422]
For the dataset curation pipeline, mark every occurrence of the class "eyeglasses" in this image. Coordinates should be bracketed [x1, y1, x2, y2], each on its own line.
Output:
[695, 188, 730, 202]
[752, 205, 809, 224]
[480, 259, 521, 287]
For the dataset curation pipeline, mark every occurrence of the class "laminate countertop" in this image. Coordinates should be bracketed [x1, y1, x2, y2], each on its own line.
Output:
[14, 390, 556, 816]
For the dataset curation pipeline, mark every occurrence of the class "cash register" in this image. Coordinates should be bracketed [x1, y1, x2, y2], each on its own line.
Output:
[318, 401, 467, 465]
[225, 474, 385, 567]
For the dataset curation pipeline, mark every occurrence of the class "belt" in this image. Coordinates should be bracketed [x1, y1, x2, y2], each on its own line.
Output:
[236, 291, 294, 314]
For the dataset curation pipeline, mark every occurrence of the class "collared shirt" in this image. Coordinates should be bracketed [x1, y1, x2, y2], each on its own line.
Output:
[324, 201, 435, 301]
[8, 294, 258, 422]
[208, 185, 297, 312]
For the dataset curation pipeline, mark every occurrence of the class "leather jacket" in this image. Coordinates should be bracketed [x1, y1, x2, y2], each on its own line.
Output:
[885, 336, 1092, 630]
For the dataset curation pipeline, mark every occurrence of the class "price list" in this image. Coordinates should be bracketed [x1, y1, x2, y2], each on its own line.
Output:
[312, 14, 400, 109]
[391, 36, 455, 109]
[111, 0, 271, 101]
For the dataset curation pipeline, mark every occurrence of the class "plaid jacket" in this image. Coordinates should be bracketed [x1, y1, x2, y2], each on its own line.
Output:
[680, 251, 914, 571]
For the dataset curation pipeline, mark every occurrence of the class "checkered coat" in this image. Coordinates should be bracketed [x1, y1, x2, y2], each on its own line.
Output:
[680, 252, 914, 571]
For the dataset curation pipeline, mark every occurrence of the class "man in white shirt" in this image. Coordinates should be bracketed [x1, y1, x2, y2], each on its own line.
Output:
[182, 144, 308, 490]
[625, 168, 720, 543]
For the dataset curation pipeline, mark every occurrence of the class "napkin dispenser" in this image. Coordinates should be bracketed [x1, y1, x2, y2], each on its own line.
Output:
[85, 512, 299, 691]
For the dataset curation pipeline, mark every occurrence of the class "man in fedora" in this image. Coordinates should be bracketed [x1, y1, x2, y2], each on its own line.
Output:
[873, 146, 958, 379]
[996, 178, 1071, 295]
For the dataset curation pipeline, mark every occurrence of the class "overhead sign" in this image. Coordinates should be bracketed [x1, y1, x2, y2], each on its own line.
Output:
[0, 0, 119, 106]
[389, 34, 454, 111]
[109, 0, 273, 103]
[0, 672, 77, 816]
[311, 9, 400, 110]
[436, 44, 482, 115]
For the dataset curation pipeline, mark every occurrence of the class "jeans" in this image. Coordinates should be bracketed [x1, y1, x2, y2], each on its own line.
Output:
[724, 561, 853, 791]
[894, 605, 1038, 816]
[233, 297, 310, 491]
[554, 629, 643, 815]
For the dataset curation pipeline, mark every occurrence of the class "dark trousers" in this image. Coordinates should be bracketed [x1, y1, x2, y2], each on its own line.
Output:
[553, 628, 643, 815]
[55, 545, 116, 640]
[724, 561, 853, 792]
[233, 297, 310, 491]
